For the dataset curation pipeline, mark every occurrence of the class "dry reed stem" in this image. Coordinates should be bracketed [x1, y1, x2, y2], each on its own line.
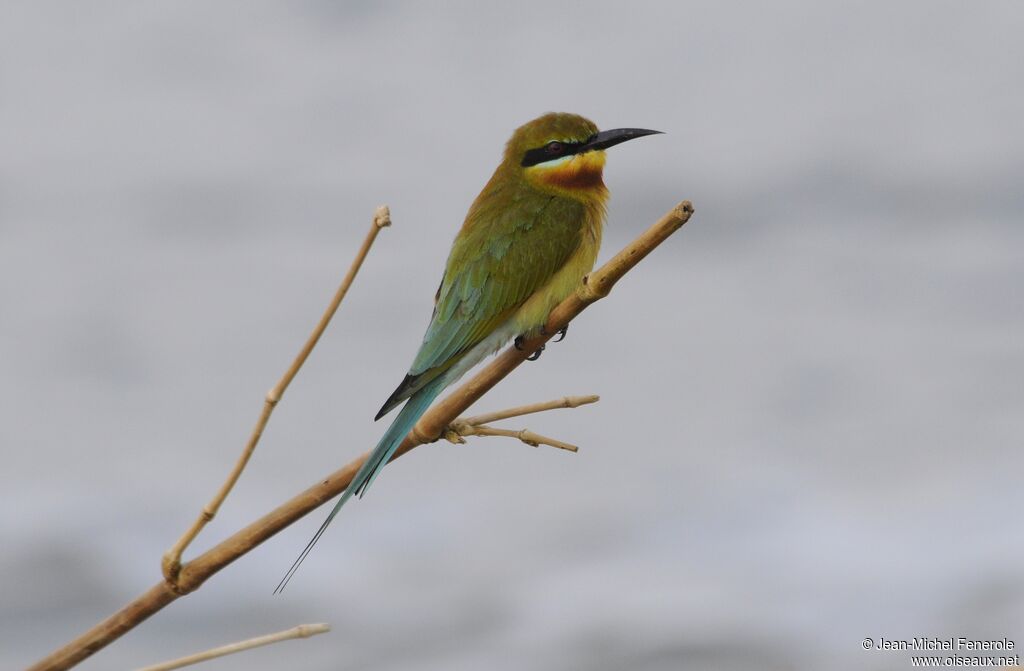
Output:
[134, 623, 329, 671]
[161, 207, 391, 583]
[457, 394, 600, 427]
[28, 199, 693, 671]
[443, 395, 602, 452]
[452, 425, 580, 452]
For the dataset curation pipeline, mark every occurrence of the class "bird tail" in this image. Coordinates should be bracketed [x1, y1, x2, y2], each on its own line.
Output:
[274, 374, 449, 593]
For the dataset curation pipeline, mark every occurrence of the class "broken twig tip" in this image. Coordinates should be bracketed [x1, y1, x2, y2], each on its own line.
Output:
[135, 622, 331, 671]
[296, 623, 331, 637]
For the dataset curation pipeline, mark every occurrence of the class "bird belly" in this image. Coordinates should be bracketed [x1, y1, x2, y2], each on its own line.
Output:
[512, 216, 601, 335]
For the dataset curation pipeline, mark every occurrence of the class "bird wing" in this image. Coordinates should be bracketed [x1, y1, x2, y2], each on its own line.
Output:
[375, 192, 585, 418]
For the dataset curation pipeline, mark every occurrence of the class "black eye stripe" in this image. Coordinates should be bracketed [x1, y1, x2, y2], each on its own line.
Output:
[521, 139, 588, 167]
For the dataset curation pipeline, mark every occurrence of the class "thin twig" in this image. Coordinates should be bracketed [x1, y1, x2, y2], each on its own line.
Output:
[28, 200, 693, 671]
[134, 623, 330, 671]
[454, 424, 580, 452]
[458, 394, 599, 427]
[442, 395, 600, 452]
[161, 206, 391, 584]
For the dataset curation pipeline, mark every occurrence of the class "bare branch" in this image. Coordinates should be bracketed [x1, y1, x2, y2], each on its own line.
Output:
[28, 200, 693, 671]
[161, 207, 391, 584]
[442, 395, 600, 452]
[134, 623, 329, 671]
[454, 424, 580, 453]
[458, 394, 599, 427]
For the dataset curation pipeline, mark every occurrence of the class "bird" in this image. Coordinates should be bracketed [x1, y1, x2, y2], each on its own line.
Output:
[276, 112, 661, 591]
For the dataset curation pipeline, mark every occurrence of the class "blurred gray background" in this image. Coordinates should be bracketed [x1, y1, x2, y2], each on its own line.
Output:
[3, 2, 1023, 670]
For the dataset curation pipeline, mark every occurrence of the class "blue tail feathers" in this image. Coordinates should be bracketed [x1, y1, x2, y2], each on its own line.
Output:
[274, 374, 449, 593]
[353, 373, 448, 498]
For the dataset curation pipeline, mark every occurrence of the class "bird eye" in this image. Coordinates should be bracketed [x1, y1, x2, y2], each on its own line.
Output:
[545, 141, 564, 155]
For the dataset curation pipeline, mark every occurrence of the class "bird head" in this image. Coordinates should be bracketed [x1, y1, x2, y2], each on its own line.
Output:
[503, 112, 661, 198]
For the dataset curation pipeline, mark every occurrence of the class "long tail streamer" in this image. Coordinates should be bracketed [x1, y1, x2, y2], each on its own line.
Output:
[274, 375, 449, 593]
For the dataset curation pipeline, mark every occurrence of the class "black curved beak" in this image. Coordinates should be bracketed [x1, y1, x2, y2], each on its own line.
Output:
[581, 128, 663, 152]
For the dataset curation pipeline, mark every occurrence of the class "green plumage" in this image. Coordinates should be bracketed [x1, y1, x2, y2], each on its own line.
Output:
[375, 190, 585, 413]
[277, 112, 661, 592]
[376, 114, 602, 417]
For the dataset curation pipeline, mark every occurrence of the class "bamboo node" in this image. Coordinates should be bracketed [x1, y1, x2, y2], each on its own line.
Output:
[517, 430, 540, 447]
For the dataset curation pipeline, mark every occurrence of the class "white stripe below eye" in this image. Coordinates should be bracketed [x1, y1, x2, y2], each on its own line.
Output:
[531, 154, 574, 168]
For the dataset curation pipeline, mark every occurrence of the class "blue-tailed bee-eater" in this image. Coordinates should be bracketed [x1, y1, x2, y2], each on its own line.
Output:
[278, 112, 660, 590]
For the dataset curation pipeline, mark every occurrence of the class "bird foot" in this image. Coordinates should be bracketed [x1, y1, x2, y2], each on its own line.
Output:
[539, 324, 569, 342]
[514, 335, 545, 361]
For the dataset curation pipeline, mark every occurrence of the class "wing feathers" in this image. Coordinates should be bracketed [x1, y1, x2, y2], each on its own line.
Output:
[377, 191, 586, 419]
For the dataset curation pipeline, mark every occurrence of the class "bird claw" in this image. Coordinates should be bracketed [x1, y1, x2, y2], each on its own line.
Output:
[539, 324, 569, 342]
[515, 335, 544, 361]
